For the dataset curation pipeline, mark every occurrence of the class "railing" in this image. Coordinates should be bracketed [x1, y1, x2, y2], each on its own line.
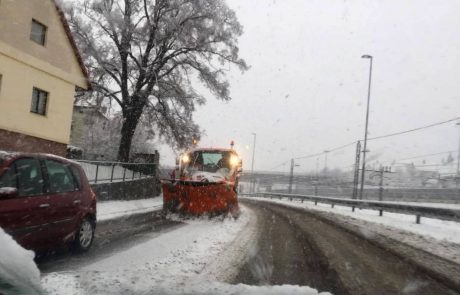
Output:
[243, 192, 460, 224]
[76, 160, 157, 184]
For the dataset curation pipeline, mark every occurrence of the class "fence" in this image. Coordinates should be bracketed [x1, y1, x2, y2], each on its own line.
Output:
[77, 160, 157, 184]
[244, 192, 460, 224]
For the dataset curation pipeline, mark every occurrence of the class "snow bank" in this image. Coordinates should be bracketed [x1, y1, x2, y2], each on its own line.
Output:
[0, 228, 42, 295]
[42, 206, 330, 294]
[97, 196, 163, 221]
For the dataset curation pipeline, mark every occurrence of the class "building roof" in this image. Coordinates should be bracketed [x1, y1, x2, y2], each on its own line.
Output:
[52, 0, 91, 90]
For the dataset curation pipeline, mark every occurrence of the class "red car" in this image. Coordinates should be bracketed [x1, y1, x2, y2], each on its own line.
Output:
[0, 151, 97, 252]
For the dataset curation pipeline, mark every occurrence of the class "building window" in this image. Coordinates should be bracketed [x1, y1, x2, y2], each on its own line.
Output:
[30, 19, 47, 45]
[31, 87, 48, 115]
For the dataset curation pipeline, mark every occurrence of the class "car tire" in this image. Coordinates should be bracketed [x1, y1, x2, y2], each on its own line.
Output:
[73, 217, 95, 252]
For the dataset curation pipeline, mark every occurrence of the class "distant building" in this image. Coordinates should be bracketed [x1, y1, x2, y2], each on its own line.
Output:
[69, 105, 110, 160]
[0, 0, 90, 156]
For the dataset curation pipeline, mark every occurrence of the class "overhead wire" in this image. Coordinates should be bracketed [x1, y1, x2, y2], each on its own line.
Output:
[368, 117, 460, 141]
[265, 116, 460, 172]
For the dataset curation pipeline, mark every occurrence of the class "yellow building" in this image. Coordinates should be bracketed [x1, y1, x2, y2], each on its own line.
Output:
[0, 0, 90, 156]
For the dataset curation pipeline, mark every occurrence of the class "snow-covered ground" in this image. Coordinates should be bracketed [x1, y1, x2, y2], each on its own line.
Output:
[0, 228, 42, 295]
[41, 206, 331, 295]
[246, 196, 460, 264]
[97, 197, 163, 221]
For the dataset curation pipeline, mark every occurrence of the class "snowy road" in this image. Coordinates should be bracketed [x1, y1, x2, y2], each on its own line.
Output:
[37, 210, 179, 273]
[40, 206, 332, 295]
[31, 198, 460, 294]
[236, 199, 460, 295]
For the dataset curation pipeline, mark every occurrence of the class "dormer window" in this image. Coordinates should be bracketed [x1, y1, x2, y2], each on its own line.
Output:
[30, 19, 47, 45]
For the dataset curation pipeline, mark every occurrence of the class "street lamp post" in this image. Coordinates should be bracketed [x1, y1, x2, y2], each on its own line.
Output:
[251, 132, 256, 193]
[359, 54, 373, 200]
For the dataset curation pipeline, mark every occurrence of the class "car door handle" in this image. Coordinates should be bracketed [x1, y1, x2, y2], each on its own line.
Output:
[39, 203, 50, 208]
[73, 200, 81, 204]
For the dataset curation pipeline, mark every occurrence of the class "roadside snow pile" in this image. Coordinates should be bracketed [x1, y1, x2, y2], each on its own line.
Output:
[0, 228, 42, 295]
[97, 196, 163, 221]
[42, 206, 330, 295]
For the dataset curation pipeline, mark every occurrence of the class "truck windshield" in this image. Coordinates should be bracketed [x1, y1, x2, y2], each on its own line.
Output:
[185, 151, 233, 173]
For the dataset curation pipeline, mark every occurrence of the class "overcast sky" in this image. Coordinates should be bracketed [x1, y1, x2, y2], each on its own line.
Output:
[158, 0, 460, 173]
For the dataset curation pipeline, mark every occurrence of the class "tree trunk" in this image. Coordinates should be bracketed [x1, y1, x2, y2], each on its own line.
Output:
[117, 107, 143, 162]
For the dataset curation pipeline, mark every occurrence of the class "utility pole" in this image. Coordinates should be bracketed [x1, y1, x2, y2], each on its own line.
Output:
[352, 141, 361, 199]
[377, 166, 392, 201]
[359, 54, 373, 200]
[314, 157, 319, 196]
[324, 150, 329, 175]
[250, 132, 256, 193]
[315, 157, 319, 178]
[456, 122, 460, 188]
[378, 166, 384, 201]
[288, 158, 294, 194]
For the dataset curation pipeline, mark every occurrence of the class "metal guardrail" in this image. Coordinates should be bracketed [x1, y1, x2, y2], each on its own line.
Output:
[76, 160, 156, 184]
[243, 192, 460, 224]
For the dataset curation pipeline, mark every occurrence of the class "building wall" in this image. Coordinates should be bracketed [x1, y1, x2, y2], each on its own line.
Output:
[0, 0, 86, 87]
[0, 53, 76, 144]
[0, 0, 88, 153]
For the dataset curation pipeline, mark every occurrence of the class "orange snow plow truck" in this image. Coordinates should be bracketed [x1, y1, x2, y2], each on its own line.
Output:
[162, 148, 242, 217]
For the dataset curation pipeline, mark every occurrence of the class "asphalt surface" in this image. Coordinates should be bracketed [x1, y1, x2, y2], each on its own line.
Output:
[234, 199, 460, 295]
[36, 211, 183, 273]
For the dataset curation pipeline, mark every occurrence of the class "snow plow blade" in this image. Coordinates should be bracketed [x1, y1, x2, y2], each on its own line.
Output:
[162, 180, 240, 217]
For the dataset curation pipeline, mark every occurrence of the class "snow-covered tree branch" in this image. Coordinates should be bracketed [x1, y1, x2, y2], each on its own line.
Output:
[65, 0, 248, 161]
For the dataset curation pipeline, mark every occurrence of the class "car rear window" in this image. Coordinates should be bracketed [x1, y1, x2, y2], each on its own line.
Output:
[44, 160, 78, 193]
[68, 165, 82, 189]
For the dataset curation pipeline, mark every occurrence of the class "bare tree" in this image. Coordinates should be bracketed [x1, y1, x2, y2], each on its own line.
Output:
[65, 0, 247, 161]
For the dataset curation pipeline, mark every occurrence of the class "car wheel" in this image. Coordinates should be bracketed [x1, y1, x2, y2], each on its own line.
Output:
[73, 217, 95, 252]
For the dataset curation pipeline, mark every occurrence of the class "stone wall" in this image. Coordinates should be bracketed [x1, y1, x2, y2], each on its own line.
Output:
[0, 128, 66, 156]
[91, 177, 161, 201]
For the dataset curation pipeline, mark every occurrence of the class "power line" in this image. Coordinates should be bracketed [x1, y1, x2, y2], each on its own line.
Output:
[267, 160, 290, 171]
[368, 117, 460, 141]
[266, 117, 460, 172]
[294, 141, 358, 160]
[294, 152, 324, 160]
[327, 141, 358, 153]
